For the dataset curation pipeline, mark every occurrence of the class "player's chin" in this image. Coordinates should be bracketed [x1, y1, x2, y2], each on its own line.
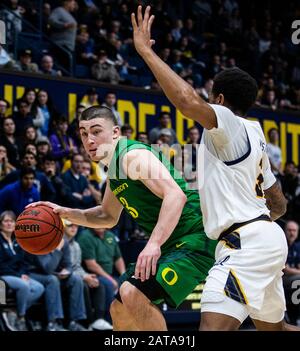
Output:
[90, 154, 102, 162]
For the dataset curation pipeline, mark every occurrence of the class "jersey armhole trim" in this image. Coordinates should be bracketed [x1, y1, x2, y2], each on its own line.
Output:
[223, 128, 251, 166]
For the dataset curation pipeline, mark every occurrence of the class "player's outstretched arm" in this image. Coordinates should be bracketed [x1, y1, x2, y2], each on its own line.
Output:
[131, 5, 217, 130]
[26, 184, 123, 228]
[123, 149, 187, 282]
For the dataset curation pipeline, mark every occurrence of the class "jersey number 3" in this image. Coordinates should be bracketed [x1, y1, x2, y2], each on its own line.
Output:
[255, 159, 264, 198]
[119, 197, 139, 218]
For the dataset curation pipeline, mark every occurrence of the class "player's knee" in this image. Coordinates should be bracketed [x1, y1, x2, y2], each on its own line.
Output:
[119, 282, 141, 309]
[110, 299, 124, 320]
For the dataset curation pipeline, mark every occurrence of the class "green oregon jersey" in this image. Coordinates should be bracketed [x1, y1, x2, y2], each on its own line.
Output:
[108, 138, 204, 251]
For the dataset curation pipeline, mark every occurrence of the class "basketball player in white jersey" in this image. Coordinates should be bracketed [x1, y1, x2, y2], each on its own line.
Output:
[131, 6, 299, 331]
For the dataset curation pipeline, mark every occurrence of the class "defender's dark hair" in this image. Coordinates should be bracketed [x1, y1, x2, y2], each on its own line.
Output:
[80, 105, 118, 126]
[212, 68, 258, 116]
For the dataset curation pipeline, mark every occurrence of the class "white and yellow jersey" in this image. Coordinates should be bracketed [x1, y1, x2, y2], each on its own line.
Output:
[198, 104, 276, 240]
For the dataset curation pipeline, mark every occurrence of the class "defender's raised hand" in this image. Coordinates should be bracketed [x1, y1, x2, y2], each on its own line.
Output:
[131, 5, 155, 56]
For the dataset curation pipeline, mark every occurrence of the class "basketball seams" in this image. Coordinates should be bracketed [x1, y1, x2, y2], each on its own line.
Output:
[40, 206, 62, 230]
[30, 227, 63, 254]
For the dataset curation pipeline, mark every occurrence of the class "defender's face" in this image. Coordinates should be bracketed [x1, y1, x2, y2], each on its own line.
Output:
[79, 117, 120, 162]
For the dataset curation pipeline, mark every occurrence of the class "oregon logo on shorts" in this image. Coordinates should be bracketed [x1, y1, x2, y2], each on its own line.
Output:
[161, 268, 178, 286]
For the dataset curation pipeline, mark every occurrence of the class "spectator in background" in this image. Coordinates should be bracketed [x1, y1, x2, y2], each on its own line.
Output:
[0, 117, 20, 167]
[198, 79, 214, 101]
[13, 100, 34, 139]
[36, 136, 52, 166]
[0, 211, 44, 331]
[171, 19, 183, 43]
[75, 30, 97, 66]
[0, 99, 10, 119]
[186, 126, 200, 171]
[61, 153, 95, 209]
[259, 90, 278, 111]
[136, 131, 149, 144]
[21, 126, 38, 149]
[20, 88, 44, 135]
[281, 161, 300, 222]
[102, 92, 122, 126]
[15, 49, 40, 73]
[121, 124, 134, 139]
[0, 151, 56, 202]
[77, 227, 126, 321]
[37, 89, 57, 137]
[91, 50, 120, 85]
[157, 129, 178, 159]
[81, 159, 102, 205]
[24, 143, 37, 157]
[0, 167, 40, 216]
[149, 112, 177, 145]
[64, 220, 112, 330]
[49, 115, 77, 166]
[26, 237, 87, 331]
[80, 88, 99, 109]
[68, 104, 85, 146]
[266, 128, 282, 176]
[283, 221, 300, 325]
[0, 145, 15, 181]
[0, 45, 15, 70]
[48, 0, 78, 52]
[39, 154, 66, 205]
[40, 55, 62, 77]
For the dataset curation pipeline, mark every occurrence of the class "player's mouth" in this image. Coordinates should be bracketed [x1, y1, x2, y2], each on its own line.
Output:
[89, 149, 97, 155]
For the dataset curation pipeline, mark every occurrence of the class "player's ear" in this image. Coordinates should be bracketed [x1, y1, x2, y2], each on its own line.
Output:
[216, 94, 225, 105]
[112, 125, 120, 139]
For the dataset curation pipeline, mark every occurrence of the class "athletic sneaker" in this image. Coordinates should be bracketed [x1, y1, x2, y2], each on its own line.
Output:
[90, 319, 113, 330]
[46, 322, 67, 331]
[1, 311, 17, 331]
[14, 318, 28, 331]
[68, 321, 88, 331]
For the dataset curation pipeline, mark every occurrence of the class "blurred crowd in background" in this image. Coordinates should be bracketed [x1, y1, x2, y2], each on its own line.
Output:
[0, 0, 300, 110]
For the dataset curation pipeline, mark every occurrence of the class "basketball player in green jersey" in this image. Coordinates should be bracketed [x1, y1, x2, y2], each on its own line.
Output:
[27, 105, 216, 331]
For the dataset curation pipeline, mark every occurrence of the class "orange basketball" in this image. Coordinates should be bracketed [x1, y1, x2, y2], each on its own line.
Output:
[15, 205, 64, 255]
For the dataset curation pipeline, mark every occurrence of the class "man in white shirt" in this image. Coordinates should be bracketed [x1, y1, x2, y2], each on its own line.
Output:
[131, 6, 299, 331]
[266, 128, 282, 175]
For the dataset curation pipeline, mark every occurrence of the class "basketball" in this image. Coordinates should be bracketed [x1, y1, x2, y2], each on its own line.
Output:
[15, 205, 64, 255]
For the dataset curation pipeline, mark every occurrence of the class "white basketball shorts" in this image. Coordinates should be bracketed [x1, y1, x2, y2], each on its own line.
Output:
[201, 220, 288, 324]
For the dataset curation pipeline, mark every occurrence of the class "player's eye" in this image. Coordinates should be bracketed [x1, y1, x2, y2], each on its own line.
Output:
[93, 129, 101, 135]
[81, 132, 88, 138]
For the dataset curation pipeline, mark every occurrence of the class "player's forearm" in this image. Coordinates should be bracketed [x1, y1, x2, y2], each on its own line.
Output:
[139, 49, 203, 119]
[149, 191, 187, 247]
[63, 206, 115, 228]
[268, 199, 287, 221]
